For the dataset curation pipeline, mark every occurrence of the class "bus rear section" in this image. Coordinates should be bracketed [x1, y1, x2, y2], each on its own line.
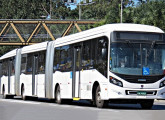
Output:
[0, 49, 19, 98]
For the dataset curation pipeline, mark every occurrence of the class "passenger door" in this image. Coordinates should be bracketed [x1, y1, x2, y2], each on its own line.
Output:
[32, 55, 38, 96]
[72, 46, 81, 98]
[8, 59, 13, 94]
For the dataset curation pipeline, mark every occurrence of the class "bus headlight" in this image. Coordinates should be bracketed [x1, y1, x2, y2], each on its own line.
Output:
[109, 76, 123, 87]
[160, 80, 165, 88]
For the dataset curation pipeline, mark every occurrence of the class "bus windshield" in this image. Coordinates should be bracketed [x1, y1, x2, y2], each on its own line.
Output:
[110, 42, 165, 75]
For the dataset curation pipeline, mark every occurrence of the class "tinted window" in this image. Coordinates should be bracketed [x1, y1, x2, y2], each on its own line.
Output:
[81, 37, 108, 77]
[21, 54, 27, 74]
[53, 36, 109, 77]
[11, 57, 15, 76]
[82, 40, 92, 68]
[2, 59, 8, 76]
[26, 53, 33, 74]
[54, 45, 72, 72]
[38, 51, 46, 74]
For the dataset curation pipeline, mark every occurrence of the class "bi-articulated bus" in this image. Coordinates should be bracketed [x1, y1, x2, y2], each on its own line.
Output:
[0, 24, 165, 109]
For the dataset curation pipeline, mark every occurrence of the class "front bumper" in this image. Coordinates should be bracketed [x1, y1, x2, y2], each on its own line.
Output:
[107, 84, 165, 100]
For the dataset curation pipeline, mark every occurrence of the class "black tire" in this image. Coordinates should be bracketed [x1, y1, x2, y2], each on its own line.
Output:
[7, 95, 14, 99]
[2, 86, 7, 99]
[21, 86, 27, 100]
[95, 86, 108, 108]
[140, 99, 154, 109]
[55, 86, 62, 104]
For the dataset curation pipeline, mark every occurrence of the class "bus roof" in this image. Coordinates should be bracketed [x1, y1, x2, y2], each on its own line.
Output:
[0, 49, 17, 60]
[21, 41, 48, 54]
[53, 23, 164, 47]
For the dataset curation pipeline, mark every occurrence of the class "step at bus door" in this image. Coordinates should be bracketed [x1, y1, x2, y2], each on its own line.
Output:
[32, 55, 38, 96]
[72, 46, 81, 98]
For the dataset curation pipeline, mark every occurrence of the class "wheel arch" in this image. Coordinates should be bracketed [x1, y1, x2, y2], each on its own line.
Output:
[92, 81, 100, 101]
[54, 83, 60, 99]
[21, 83, 24, 95]
[2, 84, 5, 94]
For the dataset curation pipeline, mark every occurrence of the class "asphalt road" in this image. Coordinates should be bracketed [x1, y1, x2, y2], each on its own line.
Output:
[0, 95, 165, 120]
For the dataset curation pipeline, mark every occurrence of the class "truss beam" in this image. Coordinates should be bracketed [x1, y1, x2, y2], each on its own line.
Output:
[0, 20, 98, 46]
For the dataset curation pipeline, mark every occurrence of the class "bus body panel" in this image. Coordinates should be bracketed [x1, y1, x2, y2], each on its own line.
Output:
[52, 69, 109, 100]
[80, 69, 108, 100]
[53, 71, 72, 99]
[37, 74, 45, 98]
[20, 74, 33, 96]
[1, 76, 8, 94]
[10, 76, 15, 94]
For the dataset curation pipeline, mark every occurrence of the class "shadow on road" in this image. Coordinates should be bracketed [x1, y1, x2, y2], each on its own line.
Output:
[1, 95, 165, 110]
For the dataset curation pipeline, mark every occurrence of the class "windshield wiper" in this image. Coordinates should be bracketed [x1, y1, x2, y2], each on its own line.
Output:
[147, 41, 156, 58]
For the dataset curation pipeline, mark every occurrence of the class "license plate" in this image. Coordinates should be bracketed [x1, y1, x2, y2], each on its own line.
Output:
[137, 91, 147, 96]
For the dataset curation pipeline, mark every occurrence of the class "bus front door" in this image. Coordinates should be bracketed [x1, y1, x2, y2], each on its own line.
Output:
[72, 46, 81, 99]
[32, 55, 38, 96]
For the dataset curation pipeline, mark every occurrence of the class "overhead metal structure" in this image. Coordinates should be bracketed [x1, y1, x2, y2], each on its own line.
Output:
[0, 20, 97, 46]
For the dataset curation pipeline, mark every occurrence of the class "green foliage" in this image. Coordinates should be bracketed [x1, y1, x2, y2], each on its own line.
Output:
[89, 0, 165, 31]
[0, 46, 19, 56]
[132, 0, 165, 31]
[0, 0, 48, 19]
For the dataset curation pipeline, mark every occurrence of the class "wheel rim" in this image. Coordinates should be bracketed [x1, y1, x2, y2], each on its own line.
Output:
[22, 87, 26, 100]
[57, 90, 60, 102]
[96, 88, 104, 107]
[2, 91, 5, 98]
[97, 92, 102, 104]
[2, 87, 6, 99]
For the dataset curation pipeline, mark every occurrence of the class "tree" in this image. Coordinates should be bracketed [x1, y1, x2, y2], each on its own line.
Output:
[0, 0, 49, 19]
[132, 0, 165, 31]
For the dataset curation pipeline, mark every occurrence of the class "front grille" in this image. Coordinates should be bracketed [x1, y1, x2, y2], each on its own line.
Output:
[126, 90, 157, 96]
[114, 73, 164, 84]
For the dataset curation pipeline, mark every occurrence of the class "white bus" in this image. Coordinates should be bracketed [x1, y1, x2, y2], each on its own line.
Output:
[0, 24, 165, 109]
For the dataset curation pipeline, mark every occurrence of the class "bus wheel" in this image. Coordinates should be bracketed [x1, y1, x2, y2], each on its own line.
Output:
[2, 85, 7, 99]
[140, 99, 154, 109]
[21, 86, 26, 100]
[55, 86, 62, 104]
[95, 86, 108, 108]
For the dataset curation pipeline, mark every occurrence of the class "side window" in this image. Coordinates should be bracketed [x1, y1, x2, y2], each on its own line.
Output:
[2, 59, 8, 76]
[54, 45, 72, 72]
[21, 54, 27, 74]
[26, 53, 33, 74]
[54, 47, 61, 71]
[38, 51, 46, 74]
[60, 46, 66, 70]
[82, 40, 92, 69]
[95, 37, 108, 77]
[61, 45, 72, 71]
[11, 57, 15, 76]
[81, 37, 108, 77]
